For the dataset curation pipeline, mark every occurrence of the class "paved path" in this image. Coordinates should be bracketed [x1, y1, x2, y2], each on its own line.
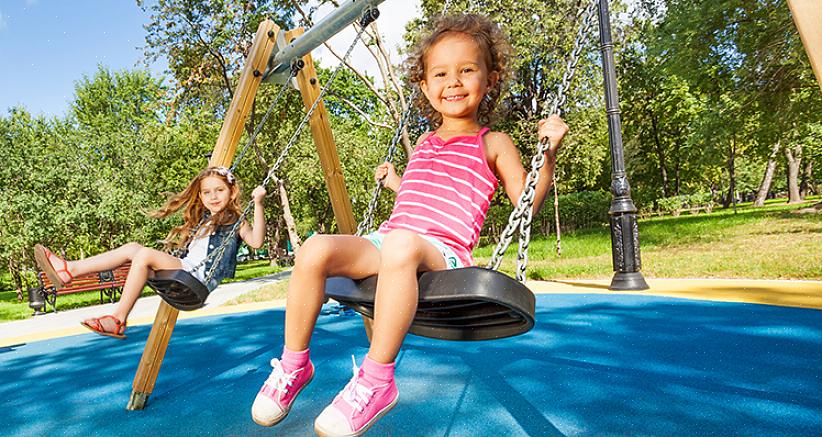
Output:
[0, 271, 291, 347]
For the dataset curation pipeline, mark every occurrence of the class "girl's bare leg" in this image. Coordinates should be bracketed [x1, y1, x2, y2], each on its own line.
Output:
[284, 234, 381, 351]
[53, 242, 144, 278]
[82, 246, 181, 331]
[112, 247, 182, 322]
[368, 230, 446, 364]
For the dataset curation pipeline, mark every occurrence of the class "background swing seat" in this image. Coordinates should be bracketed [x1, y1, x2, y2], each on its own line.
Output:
[325, 267, 536, 341]
[147, 270, 210, 311]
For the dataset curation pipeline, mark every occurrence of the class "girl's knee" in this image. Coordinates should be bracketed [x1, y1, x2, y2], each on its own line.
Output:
[294, 234, 333, 268]
[132, 247, 153, 266]
[380, 230, 423, 267]
[121, 242, 144, 259]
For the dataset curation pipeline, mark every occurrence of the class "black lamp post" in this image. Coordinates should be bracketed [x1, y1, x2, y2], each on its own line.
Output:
[598, 0, 649, 291]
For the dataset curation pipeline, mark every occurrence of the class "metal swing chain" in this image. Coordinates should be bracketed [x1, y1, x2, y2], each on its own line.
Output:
[230, 60, 303, 173]
[195, 8, 380, 285]
[170, 61, 301, 258]
[355, 0, 464, 235]
[488, 0, 599, 282]
[355, 88, 418, 235]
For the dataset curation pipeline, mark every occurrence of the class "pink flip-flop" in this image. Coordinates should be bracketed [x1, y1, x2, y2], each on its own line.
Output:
[34, 244, 74, 289]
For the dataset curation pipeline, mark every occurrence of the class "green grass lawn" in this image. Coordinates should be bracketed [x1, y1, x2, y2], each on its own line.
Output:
[475, 196, 822, 280]
[2, 198, 820, 321]
[0, 260, 281, 323]
[237, 197, 821, 307]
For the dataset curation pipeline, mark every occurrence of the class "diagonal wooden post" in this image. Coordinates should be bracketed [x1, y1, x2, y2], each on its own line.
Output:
[127, 20, 280, 411]
[286, 28, 357, 235]
[788, 0, 822, 93]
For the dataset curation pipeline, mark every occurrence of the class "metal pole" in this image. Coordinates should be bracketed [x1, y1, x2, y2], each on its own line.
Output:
[263, 0, 385, 83]
[598, 0, 649, 291]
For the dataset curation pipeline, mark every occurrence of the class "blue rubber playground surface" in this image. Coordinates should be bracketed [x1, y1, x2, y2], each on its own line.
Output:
[2, 293, 821, 436]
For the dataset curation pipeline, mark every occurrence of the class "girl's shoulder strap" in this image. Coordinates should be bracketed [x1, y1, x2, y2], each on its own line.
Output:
[477, 127, 491, 137]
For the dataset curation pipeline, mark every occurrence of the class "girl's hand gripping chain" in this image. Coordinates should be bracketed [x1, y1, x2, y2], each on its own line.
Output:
[251, 185, 267, 204]
[537, 115, 570, 160]
[375, 162, 401, 192]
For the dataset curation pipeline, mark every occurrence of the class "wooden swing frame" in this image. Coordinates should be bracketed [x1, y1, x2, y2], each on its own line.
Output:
[126, 21, 357, 410]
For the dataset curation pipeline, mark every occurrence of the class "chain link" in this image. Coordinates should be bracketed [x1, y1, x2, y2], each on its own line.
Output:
[488, 0, 598, 282]
[171, 62, 298, 258]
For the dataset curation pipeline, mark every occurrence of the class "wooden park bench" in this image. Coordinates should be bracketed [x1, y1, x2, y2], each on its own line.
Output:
[28, 262, 131, 314]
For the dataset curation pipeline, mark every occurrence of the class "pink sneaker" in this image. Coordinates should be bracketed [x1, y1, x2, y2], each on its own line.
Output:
[314, 357, 399, 437]
[251, 358, 314, 426]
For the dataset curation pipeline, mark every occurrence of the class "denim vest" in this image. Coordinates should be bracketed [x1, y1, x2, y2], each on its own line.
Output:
[201, 223, 241, 291]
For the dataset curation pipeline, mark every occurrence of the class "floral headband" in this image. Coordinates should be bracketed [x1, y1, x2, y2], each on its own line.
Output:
[212, 166, 236, 184]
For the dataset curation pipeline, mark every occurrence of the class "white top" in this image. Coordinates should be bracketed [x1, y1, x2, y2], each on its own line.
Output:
[179, 231, 210, 282]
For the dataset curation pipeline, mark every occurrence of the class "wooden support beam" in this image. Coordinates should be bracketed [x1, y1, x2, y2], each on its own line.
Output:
[127, 20, 280, 411]
[788, 0, 822, 93]
[286, 28, 357, 235]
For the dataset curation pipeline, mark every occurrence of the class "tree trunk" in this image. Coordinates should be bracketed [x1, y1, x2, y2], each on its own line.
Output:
[650, 117, 670, 197]
[674, 158, 681, 196]
[673, 137, 682, 196]
[553, 181, 561, 257]
[277, 178, 302, 253]
[754, 140, 781, 207]
[784, 143, 803, 204]
[271, 224, 280, 266]
[799, 160, 814, 198]
[9, 257, 23, 301]
[723, 138, 737, 209]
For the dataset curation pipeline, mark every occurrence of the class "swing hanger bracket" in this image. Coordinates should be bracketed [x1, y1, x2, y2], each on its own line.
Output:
[359, 6, 380, 27]
[262, 0, 386, 85]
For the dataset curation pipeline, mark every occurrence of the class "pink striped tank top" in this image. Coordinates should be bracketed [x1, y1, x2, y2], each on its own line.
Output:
[378, 127, 498, 266]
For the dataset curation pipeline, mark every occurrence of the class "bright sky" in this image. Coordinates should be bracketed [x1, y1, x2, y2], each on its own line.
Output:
[0, 0, 421, 118]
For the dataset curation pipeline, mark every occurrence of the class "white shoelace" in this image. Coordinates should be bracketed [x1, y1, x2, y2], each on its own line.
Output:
[265, 358, 302, 402]
[341, 356, 374, 413]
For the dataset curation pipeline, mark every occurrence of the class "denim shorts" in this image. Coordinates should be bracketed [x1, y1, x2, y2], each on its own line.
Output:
[363, 231, 463, 270]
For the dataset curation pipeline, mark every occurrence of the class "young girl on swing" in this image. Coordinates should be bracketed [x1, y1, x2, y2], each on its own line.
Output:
[34, 166, 267, 339]
[251, 13, 569, 436]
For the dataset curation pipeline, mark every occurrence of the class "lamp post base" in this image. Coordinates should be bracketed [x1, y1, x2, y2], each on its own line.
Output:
[610, 271, 649, 291]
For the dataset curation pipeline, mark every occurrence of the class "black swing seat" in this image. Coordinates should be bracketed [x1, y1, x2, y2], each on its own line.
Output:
[325, 267, 536, 341]
[147, 269, 210, 312]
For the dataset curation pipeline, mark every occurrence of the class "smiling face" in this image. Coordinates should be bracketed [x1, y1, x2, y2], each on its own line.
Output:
[420, 32, 498, 125]
[199, 175, 235, 215]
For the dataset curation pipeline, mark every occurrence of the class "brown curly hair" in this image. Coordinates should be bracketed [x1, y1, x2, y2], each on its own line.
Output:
[150, 167, 244, 250]
[405, 13, 513, 128]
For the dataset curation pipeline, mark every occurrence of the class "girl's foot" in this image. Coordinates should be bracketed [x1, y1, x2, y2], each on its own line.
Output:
[34, 244, 74, 288]
[314, 357, 399, 437]
[251, 358, 314, 426]
[80, 315, 127, 339]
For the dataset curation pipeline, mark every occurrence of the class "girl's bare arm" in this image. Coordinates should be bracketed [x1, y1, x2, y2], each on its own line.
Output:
[240, 186, 267, 249]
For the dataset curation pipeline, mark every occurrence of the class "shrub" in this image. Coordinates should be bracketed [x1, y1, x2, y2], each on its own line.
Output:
[688, 192, 714, 213]
[657, 195, 686, 216]
[481, 190, 611, 242]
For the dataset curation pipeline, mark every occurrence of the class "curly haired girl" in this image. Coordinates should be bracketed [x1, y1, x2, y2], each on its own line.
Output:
[251, 13, 569, 436]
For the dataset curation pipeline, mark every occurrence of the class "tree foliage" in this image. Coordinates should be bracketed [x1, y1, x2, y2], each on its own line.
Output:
[3, 0, 822, 292]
